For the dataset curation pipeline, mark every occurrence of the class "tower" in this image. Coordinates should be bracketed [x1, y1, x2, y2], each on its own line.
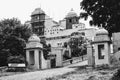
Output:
[65, 8, 79, 29]
[31, 8, 45, 36]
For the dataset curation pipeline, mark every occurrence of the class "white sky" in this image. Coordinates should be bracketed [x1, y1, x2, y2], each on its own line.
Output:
[0, 0, 91, 27]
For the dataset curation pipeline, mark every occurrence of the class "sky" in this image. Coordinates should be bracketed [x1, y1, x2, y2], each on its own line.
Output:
[0, 0, 91, 27]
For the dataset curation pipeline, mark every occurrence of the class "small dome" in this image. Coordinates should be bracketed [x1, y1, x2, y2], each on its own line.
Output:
[28, 34, 40, 42]
[31, 8, 45, 16]
[65, 8, 78, 18]
[96, 28, 108, 36]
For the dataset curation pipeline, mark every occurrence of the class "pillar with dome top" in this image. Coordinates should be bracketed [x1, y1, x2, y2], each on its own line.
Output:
[25, 34, 50, 70]
[92, 28, 111, 66]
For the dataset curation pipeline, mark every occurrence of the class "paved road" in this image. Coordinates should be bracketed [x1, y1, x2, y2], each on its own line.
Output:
[0, 60, 88, 80]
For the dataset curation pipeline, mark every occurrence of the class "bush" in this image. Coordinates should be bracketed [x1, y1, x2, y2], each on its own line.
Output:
[110, 69, 120, 80]
[63, 50, 71, 60]
[110, 55, 120, 68]
[96, 64, 109, 70]
[7, 56, 27, 72]
[7, 56, 26, 63]
[6, 68, 26, 72]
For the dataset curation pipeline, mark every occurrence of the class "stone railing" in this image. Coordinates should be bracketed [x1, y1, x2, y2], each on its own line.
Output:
[62, 55, 87, 66]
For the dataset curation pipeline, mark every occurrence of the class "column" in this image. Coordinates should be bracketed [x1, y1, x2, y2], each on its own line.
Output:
[34, 49, 40, 69]
[26, 50, 30, 66]
[87, 44, 94, 67]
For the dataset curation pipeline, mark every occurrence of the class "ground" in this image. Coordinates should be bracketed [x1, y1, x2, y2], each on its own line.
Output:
[0, 61, 87, 80]
[0, 61, 117, 80]
[47, 66, 116, 80]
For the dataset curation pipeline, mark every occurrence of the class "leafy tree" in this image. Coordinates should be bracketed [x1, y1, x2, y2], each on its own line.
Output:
[12, 25, 32, 41]
[80, 0, 120, 36]
[4, 36, 26, 56]
[0, 18, 32, 66]
[0, 49, 9, 66]
[0, 18, 21, 35]
[7, 55, 26, 63]
[63, 42, 68, 48]
[110, 69, 120, 80]
[68, 34, 87, 57]
[40, 37, 51, 60]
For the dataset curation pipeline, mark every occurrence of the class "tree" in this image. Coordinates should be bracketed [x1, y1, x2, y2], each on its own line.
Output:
[0, 18, 21, 35]
[4, 36, 26, 56]
[40, 37, 51, 60]
[68, 34, 87, 57]
[12, 25, 32, 41]
[80, 0, 120, 36]
[0, 18, 32, 66]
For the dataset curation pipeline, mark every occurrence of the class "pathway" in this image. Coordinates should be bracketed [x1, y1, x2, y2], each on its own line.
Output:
[0, 60, 88, 80]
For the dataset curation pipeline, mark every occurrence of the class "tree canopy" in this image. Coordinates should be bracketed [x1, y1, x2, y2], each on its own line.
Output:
[80, 0, 120, 36]
[0, 18, 32, 66]
[68, 34, 87, 57]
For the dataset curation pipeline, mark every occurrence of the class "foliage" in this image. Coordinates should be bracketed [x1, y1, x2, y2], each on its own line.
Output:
[80, 0, 120, 36]
[63, 50, 71, 60]
[4, 36, 26, 56]
[0, 18, 32, 66]
[63, 42, 68, 48]
[110, 55, 120, 68]
[0, 49, 9, 66]
[7, 55, 26, 63]
[96, 64, 110, 70]
[68, 35, 87, 57]
[41, 38, 51, 60]
[0, 18, 21, 35]
[110, 69, 120, 80]
[12, 25, 32, 41]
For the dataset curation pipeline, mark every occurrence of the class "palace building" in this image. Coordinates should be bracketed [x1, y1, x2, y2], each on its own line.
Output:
[30, 8, 98, 47]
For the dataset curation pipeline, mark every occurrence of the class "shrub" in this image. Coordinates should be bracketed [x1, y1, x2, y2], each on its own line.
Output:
[110, 69, 120, 80]
[110, 55, 120, 68]
[96, 64, 109, 70]
[7, 55, 25, 63]
[7, 56, 26, 72]
[63, 50, 71, 60]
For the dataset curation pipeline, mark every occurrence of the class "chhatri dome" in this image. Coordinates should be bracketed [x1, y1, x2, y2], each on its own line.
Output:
[65, 8, 78, 18]
[31, 8, 45, 16]
[96, 28, 109, 36]
[28, 34, 40, 42]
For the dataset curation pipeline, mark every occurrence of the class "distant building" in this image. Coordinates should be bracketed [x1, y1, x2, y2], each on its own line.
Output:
[25, 21, 32, 28]
[31, 8, 45, 36]
[65, 8, 79, 29]
[30, 8, 98, 47]
[45, 27, 97, 47]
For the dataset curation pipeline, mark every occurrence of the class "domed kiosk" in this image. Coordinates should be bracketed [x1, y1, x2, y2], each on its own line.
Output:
[26, 34, 42, 48]
[92, 28, 111, 66]
[26, 34, 50, 70]
[96, 28, 109, 36]
[31, 8, 45, 16]
[65, 8, 78, 18]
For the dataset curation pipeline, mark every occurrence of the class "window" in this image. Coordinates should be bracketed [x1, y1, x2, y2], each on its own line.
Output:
[57, 43, 62, 47]
[118, 47, 120, 51]
[29, 51, 35, 65]
[98, 44, 105, 59]
[69, 19, 72, 23]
